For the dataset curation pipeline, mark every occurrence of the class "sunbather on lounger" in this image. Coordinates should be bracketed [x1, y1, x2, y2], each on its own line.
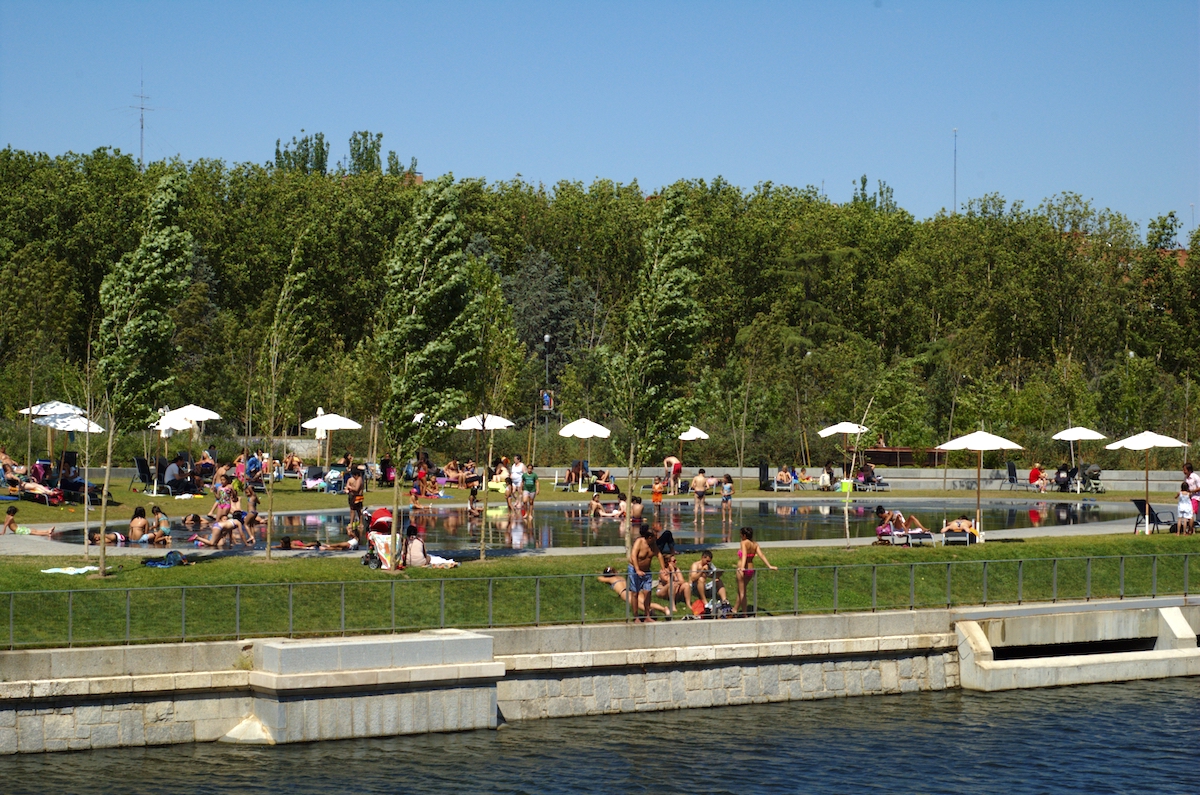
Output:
[940, 515, 979, 537]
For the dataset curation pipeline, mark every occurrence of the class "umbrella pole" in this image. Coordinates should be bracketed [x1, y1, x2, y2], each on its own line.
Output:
[976, 450, 982, 535]
[480, 429, 495, 561]
[1145, 449, 1150, 536]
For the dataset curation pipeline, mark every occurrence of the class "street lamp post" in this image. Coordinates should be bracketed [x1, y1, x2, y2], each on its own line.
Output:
[543, 333, 551, 439]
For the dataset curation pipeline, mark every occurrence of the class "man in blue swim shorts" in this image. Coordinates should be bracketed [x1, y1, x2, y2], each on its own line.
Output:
[627, 523, 665, 622]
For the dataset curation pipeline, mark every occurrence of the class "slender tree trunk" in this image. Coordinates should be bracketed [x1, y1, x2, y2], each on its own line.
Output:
[390, 442, 404, 571]
[480, 430, 494, 561]
[93, 412, 115, 578]
[26, 366, 33, 470]
[625, 436, 636, 553]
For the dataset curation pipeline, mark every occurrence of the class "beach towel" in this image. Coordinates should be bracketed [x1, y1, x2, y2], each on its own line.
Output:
[41, 566, 99, 575]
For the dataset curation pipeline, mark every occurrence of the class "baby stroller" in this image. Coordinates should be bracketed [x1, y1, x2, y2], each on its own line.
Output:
[1079, 464, 1106, 494]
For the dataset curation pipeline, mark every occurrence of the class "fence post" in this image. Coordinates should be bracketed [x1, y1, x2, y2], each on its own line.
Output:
[488, 578, 494, 627]
[1086, 558, 1092, 601]
[946, 563, 952, 608]
[833, 567, 838, 614]
[1017, 561, 1023, 605]
[8, 593, 12, 650]
[67, 591, 73, 648]
[535, 577, 541, 626]
[871, 566, 877, 612]
[340, 583, 346, 635]
[1152, 556, 1157, 598]
[1186, 554, 1190, 597]
[288, 584, 294, 637]
[909, 564, 915, 610]
[181, 587, 186, 642]
[439, 580, 446, 628]
[235, 585, 241, 640]
[581, 575, 586, 625]
[793, 567, 799, 615]
[1120, 556, 1125, 599]
[753, 571, 759, 615]
[125, 590, 131, 645]
[1052, 559, 1057, 603]
[982, 561, 988, 606]
[390, 581, 395, 634]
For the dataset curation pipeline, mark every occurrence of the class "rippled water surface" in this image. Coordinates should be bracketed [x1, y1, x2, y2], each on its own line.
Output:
[52, 497, 1133, 551]
[4, 678, 1196, 794]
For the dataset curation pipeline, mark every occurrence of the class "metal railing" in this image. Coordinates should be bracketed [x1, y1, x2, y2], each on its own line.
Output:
[4, 553, 1194, 650]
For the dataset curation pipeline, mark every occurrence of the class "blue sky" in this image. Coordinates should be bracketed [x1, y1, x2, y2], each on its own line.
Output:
[1, 1, 1197, 231]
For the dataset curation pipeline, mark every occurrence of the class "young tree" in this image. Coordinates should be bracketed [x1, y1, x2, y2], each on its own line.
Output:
[379, 175, 483, 564]
[600, 187, 702, 549]
[95, 172, 192, 576]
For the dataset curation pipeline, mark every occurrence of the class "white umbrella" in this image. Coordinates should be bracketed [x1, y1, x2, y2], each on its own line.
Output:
[559, 418, 611, 493]
[18, 401, 84, 416]
[456, 414, 514, 560]
[33, 413, 104, 433]
[302, 410, 363, 469]
[1052, 426, 1107, 471]
[160, 404, 220, 424]
[678, 425, 710, 441]
[456, 414, 515, 432]
[937, 430, 1024, 534]
[559, 418, 611, 439]
[818, 421, 871, 481]
[1106, 431, 1189, 535]
[153, 413, 195, 438]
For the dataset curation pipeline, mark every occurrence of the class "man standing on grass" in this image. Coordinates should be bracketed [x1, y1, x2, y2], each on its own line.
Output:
[628, 523, 665, 623]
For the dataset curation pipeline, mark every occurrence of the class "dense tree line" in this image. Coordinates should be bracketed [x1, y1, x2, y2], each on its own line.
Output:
[2, 135, 1199, 471]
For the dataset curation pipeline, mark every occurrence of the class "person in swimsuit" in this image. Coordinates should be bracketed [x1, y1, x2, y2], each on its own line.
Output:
[150, 505, 173, 542]
[655, 554, 690, 614]
[588, 493, 605, 517]
[720, 474, 734, 521]
[190, 513, 244, 548]
[939, 514, 979, 538]
[875, 505, 930, 536]
[345, 466, 365, 536]
[628, 523, 665, 622]
[2, 506, 53, 536]
[689, 550, 728, 610]
[132, 506, 169, 544]
[87, 530, 126, 545]
[735, 526, 777, 615]
[651, 477, 664, 512]
[598, 567, 668, 615]
[691, 469, 708, 513]
[241, 485, 259, 545]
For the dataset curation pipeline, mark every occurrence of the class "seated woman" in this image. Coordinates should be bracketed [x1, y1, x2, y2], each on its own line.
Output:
[775, 467, 793, 485]
[198, 447, 216, 477]
[403, 526, 458, 568]
[283, 452, 304, 473]
[818, 464, 834, 491]
[459, 460, 482, 488]
[655, 555, 691, 609]
[1029, 463, 1049, 493]
[129, 506, 167, 544]
[588, 493, 606, 517]
[442, 459, 461, 486]
[0, 447, 26, 476]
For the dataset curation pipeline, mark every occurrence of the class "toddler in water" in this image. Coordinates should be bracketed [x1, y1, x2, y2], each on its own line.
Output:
[1178, 481, 1194, 535]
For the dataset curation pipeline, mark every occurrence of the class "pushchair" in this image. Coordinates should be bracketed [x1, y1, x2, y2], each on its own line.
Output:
[1079, 464, 1106, 494]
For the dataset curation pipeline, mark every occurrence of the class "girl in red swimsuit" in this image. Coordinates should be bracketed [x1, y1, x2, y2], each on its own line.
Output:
[735, 526, 777, 615]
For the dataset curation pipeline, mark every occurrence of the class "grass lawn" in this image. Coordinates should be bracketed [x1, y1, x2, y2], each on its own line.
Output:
[4, 533, 1200, 650]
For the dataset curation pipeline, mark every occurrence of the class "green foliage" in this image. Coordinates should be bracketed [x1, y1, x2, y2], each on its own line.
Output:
[348, 131, 383, 175]
[96, 172, 193, 428]
[380, 175, 483, 454]
[274, 130, 329, 176]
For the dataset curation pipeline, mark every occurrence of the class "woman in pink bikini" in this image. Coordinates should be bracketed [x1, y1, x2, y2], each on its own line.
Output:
[735, 526, 776, 615]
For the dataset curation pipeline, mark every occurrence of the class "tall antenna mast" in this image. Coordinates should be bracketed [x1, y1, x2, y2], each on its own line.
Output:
[953, 128, 957, 215]
[132, 69, 153, 172]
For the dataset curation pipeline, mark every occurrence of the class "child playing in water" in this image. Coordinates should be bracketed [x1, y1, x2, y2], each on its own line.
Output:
[651, 476, 664, 512]
[2, 506, 53, 536]
[720, 474, 734, 521]
[1178, 481, 1194, 535]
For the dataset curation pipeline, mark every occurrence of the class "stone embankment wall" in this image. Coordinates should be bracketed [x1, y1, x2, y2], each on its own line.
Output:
[5, 598, 1200, 755]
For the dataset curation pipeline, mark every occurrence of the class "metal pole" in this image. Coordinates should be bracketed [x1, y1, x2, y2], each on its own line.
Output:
[793, 567, 799, 615]
[1052, 559, 1057, 603]
[439, 580, 446, 628]
[235, 585, 241, 640]
[753, 571, 759, 615]
[871, 566, 877, 612]
[909, 564, 915, 610]
[8, 593, 13, 650]
[1120, 556, 1125, 598]
[982, 561, 988, 605]
[181, 587, 186, 641]
[1152, 555, 1157, 598]
[488, 578, 494, 627]
[1017, 561, 1023, 604]
[833, 567, 838, 613]
[1086, 558, 1092, 601]
[1185, 554, 1190, 596]
[390, 581, 395, 633]
[946, 562, 952, 608]
[289, 584, 294, 637]
[67, 591, 73, 647]
[535, 577, 541, 626]
[581, 575, 586, 624]
[340, 582, 345, 635]
[125, 590, 131, 644]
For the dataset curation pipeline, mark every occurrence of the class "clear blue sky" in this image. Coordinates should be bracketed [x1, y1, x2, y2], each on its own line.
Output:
[2, 1, 1197, 231]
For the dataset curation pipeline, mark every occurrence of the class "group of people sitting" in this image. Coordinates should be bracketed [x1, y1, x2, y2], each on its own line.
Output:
[603, 524, 778, 621]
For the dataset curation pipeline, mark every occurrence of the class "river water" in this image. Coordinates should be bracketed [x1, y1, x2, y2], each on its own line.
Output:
[4, 678, 1194, 793]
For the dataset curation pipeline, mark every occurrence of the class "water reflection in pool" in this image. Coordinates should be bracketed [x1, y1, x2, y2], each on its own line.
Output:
[56, 497, 1134, 551]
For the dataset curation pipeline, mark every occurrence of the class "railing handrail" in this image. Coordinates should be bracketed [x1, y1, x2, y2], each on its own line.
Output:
[0, 551, 1188, 598]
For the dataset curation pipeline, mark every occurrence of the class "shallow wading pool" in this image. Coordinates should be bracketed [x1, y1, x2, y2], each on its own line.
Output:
[49, 497, 1137, 551]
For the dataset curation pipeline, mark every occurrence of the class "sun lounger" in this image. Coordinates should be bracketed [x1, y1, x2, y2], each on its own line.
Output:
[943, 530, 977, 546]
